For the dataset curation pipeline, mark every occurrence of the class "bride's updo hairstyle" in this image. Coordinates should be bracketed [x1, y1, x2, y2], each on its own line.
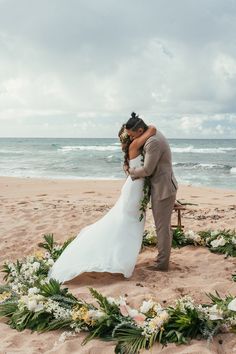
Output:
[118, 124, 132, 173]
[125, 112, 148, 132]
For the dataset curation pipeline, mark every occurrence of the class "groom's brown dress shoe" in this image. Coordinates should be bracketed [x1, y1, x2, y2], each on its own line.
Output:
[146, 265, 168, 272]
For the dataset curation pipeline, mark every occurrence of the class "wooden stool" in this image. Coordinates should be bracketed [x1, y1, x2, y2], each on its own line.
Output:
[172, 203, 186, 230]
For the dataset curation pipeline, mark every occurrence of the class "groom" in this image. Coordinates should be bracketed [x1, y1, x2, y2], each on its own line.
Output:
[126, 113, 178, 271]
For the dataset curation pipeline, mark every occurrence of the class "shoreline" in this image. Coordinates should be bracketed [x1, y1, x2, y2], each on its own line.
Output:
[0, 174, 236, 193]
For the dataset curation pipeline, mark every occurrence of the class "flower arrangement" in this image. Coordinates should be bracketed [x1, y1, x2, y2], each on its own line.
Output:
[143, 228, 236, 257]
[1, 234, 236, 353]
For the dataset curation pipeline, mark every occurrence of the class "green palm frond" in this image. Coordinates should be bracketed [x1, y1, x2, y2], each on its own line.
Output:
[0, 301, 18, 318]
[38, 234, 55, 253]
[0, 284, 11, 293]
[41, 318, 72, 332]
[113, 326, 147, 354]
[89, 288, 118, 314]
[39, 278, 65, 297]
[61, 237, 75, 252]
[1, 263, 11, 281]
[164, 329, 188, 344]
[172, 228, 190, 248]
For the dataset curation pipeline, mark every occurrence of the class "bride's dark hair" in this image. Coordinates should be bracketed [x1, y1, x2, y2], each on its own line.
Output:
[118, 124, 132, 174]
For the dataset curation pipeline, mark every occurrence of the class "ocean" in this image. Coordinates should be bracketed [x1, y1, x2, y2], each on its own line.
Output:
[0, 138, 235, 190]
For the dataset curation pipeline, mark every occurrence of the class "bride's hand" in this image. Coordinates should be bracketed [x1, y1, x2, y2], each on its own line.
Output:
[123, 164, 129, 175]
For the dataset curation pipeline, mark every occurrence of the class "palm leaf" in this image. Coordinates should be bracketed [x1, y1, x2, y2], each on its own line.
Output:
[113, 326, 147, 354]
[39, 278, 65, 297]
[0, 301, 18, 318]
[89, 287, 118, 314]
[38, 234, 55, 253]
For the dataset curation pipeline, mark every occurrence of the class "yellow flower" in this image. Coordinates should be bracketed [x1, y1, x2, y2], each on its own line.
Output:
[72, 306, 88, 321]
[71, 306, 97, 326]
[0, 291, 11, 302]
[33, 250, 44, 260]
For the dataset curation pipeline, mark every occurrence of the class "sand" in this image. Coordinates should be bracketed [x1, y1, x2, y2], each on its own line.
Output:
[0, 176, 236, 354]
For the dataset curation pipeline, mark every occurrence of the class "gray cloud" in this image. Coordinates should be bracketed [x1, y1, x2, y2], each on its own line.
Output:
[0, 0, 236, 137]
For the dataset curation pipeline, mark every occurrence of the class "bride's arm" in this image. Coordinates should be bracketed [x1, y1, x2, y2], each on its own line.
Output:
[131, 125, 156, 150]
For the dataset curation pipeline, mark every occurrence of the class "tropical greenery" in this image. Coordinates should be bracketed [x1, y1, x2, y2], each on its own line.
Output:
[143, 227, 236, 257]
[0, 234, 236, 353]
[139, 152, 151, 221]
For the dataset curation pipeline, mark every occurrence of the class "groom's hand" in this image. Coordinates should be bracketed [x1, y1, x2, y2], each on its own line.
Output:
[129, 167, 139, 180]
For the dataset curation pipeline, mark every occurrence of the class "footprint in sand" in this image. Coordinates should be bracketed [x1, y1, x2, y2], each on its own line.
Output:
[35, 225, 47, 231]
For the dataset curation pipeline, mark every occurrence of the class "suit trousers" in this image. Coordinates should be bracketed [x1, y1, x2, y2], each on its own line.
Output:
[152, 194, 176, 269]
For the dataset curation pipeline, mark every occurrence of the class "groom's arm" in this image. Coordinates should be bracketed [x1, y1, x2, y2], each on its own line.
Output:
[129, 140, 162, 179]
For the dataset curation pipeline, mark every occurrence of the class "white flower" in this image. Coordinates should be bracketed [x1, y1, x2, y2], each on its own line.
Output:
[176, 296, 195, 312]
[210, 237, 226, 248]
[47, 259, 54, 266]
[28, 287, 40, 295]
[45, 299, 72, 319]
[232, 237, 236, 245]
[208, 304, 224, 320]
[185, 230, 201, 243]
[107, 297, 117, 305]
[228, 298, 236, 312]
[20, 294, 45, 312]
[32, 262, 40, 271]
[88, 309, 105, 320]
[140, 300, 155, 314]
[143, 310, 169, 335]
[211, 230, 220, 237]
[29, 300, 44, 312]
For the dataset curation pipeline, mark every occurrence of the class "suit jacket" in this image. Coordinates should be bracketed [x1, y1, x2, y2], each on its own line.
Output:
[129, 130, 178, 201]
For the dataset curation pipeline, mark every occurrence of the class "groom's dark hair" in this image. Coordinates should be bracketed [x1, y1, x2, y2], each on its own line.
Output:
[125, 112, 148, 131]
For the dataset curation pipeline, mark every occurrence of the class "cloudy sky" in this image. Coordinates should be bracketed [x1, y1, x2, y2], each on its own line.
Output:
[0, 0, 236, 138]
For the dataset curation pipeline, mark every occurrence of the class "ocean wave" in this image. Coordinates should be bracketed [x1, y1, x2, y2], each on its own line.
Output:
[106, 155, 122, 163]
[230, 167, 236, 174]
[59, 145, 120, 152]
[171, 145, 236, 154]
[173, 162, 232, 170]
[0, 149, 26, 154]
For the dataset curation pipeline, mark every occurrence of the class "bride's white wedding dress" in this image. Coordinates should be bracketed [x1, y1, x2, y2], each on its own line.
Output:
[48, 155, 145, 283]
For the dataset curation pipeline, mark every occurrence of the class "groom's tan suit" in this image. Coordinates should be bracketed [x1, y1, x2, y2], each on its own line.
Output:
[129, 130, 178, 270]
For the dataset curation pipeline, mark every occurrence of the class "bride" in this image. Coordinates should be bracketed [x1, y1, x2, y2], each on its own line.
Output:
[48, 122, 156, 283]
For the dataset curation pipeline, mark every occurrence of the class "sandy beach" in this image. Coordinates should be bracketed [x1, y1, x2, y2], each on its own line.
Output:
[0, 176, 236, 354]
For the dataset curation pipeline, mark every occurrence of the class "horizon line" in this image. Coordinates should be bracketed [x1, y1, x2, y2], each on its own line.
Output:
[0, 136, 236, 140]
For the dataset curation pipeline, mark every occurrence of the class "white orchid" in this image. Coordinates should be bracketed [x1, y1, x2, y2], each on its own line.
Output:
[232, 237, 236, 245]
[211, 230, 220, 237]
[28, 287, 40, 295]
[87, 309, 105, 320]
[228, 298, 236, 312]
[142, 310, 169, 336]
[185, 230, 201, 243]
[207, 304, 224, 320]
[20, 293, 45, 312]
[210, 237, 226, 248]
[140, 300, 155, 314]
